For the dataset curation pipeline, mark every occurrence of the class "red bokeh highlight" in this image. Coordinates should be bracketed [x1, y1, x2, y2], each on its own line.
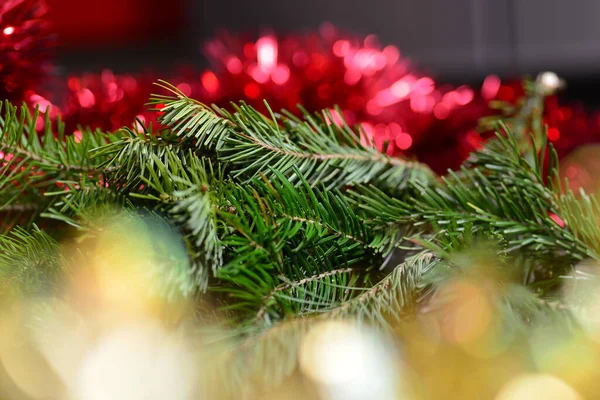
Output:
[0, 0, 54, 102]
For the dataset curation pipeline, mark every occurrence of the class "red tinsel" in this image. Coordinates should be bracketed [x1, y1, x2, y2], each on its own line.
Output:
[34, 26, 494, 172]
[0, 0, 54, 102]
[199, 28, 600, 172]
[58, 70, 158, 133]
[13, 16, 600, 175]
[543, 96, 600, 158]
[199, 25, 495, 172]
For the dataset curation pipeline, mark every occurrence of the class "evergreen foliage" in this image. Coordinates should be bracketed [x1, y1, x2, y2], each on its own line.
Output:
[1, 77, 599, 392]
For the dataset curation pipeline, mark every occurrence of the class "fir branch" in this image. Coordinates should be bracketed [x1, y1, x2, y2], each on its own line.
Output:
[150, 82, 434, 192]
[326, 251, 436, 325]
[251, 267, 369, 326]
[0, 103, 117, 175]
[0, 102, 120, 228]
[353, 128, 598, 270]
[213, 170, 382, 324]
[0, 226, 64, 294]
[41, 183, 132, 229]
[130, 149, 224, 291]
[253, 267, 357, 322]
[210, 252, 438, 395]
[217, 170, 375, 277]
[557, 188, 600, 257]
[92, 126, 190, 190]
[148, 80, 232, 148]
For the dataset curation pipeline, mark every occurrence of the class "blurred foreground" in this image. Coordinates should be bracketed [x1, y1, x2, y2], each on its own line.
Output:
[0, 214, 598, 400]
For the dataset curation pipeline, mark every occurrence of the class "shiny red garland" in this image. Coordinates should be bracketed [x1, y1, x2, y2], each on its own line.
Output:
[199, 26, 494, 173]
[10, 14, 600, 174]
[543, 95, 600, 158]
[0, 0, 53, 102]
[31, 26, 495, 172]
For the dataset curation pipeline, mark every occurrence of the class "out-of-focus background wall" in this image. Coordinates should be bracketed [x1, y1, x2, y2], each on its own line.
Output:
[48, 0, 600, 102]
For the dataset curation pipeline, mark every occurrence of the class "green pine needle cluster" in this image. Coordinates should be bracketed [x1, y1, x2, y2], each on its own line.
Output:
[1, 77, 599, 392]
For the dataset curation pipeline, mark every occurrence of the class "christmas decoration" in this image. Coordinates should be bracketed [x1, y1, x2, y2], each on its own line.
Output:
[58, 70, 158, 133]
[25, 26, 494, 172]
[4, 2, 600, 397]
[5, 2, 600, 397]
[543, 95, 600, 158]
[200, 26, 495, 173]
[2, 79, 600, 397]
[0, 0, 54, 102]
[38, 31, 599, 176]
[14, 19, 600, 175]
[0, 0, 598, 176]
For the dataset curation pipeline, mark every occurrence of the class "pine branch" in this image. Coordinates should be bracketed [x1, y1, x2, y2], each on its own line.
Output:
[252, 267, 358, 323]
[353, 128, 598, 274]
[214, 170, 379, 323]
[130, 149, 224, 291]
[325, 251, 436, 324]
[0, 102, 120, 230]
[41, 183, 132, 229]
[557, 188, 600, 257]
[150, 81, 434, 192]
[0, 226, 64, 294]
[148, 80, 231, 148]
[92, 126, 190, 190]
[206, 251, 438, 397]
